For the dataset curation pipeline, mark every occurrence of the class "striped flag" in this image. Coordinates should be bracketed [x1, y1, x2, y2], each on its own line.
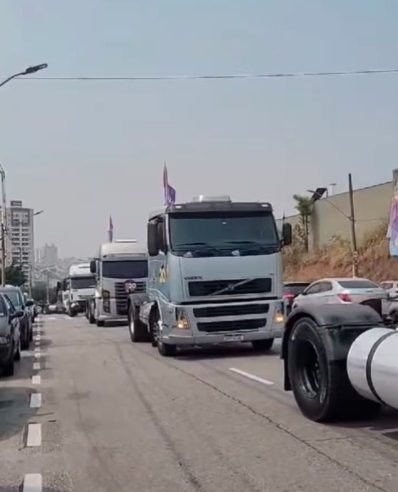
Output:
[163, 163, 176, 206]
[108, 216, 113, 242]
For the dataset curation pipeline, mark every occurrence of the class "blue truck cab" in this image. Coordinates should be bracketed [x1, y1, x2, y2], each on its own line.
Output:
[130, 195, 292, 356]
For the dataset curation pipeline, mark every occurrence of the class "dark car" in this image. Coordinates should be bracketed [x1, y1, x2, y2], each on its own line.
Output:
[283, 281, 311, 315]
[0, 292, 22, 376]
[0, 286, 32, 350]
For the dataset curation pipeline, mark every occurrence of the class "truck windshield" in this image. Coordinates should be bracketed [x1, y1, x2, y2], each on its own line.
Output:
[169, 212, 279, 257]
[102, 261, 148, 279]
[71, 276, 96, 289]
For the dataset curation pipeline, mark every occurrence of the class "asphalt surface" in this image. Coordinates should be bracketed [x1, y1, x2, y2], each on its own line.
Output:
[1, 315, 398, 491]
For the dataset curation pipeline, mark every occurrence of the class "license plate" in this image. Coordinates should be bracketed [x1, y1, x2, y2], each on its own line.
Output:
[223, 334, 244, 342]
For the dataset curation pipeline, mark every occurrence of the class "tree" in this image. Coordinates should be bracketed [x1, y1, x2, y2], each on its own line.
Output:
[1, 265, 26, 286]
[31, 282, 47, 302]
[293, 194, 313, 252]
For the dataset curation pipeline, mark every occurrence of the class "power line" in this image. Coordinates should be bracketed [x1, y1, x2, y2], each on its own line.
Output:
[9, 67, 398, 82]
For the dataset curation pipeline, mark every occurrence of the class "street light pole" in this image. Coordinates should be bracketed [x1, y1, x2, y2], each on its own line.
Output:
[0, 165, 6, 287]
[0, 64, 48, 89]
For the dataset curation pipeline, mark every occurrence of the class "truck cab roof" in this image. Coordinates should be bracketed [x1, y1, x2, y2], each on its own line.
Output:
[99, 241, 147, 259]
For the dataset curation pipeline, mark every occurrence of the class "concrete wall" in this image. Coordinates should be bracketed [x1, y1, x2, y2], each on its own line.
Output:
[276, 180, 392, 250]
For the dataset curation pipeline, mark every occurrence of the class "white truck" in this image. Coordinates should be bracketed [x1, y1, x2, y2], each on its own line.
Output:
[62, 263, 96, 317]
[88, 240, 148, 327]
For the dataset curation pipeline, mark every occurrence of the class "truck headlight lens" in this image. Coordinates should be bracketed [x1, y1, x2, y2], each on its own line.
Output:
[175, 308, 190, 329]
[275, 303, 285, 324]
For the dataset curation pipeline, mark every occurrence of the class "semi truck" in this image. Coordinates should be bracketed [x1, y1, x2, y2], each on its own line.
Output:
[127, 195, 292, 356]
[62, 263, 96, 317]
[88, 240, 148, 327]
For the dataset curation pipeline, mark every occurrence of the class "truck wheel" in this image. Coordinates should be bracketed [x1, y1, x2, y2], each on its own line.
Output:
[128, 306, 149, 343]
[89, 305, 95, 324]
[149, 312, 159, 347]
[158, 340, 177, 357]
[288, 316, 380, 422]
[252, 339, 274, 351]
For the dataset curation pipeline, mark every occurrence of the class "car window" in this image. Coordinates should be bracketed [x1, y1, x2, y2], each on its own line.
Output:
[319, 281, 333, 292]
[283, 283, 310, 295]
[338, 280, 379, 289]
[381, 282, 394, 290]
[0, 295, 6, 315]
[305, 282, 321, 295]
[3, 294, 15, 313]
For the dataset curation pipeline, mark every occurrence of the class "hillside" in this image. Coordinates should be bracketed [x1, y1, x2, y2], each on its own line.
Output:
[283, 223, 398, 282]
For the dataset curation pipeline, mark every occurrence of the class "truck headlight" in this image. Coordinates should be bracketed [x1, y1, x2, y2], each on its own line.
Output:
[275, 303, 285, 324]
[175, 308, 190, 330]
[102, 289, 110, 299]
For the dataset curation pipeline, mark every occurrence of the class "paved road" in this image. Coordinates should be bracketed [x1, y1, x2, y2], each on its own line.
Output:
[1, 315, 398, 491]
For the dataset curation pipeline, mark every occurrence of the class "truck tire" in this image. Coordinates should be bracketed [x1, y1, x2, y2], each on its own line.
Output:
[89, 304, 95, 324]
[128, 306, 149, 343]
[157, 340, 177, 357]
[252, 339, 274, 351]
[287, 316, 380, 422]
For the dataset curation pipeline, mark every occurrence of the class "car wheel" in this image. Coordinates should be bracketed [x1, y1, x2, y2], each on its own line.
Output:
[3, 344, 15, 377]
[14, 338, 21, 361]
[21, 328, 30, 350]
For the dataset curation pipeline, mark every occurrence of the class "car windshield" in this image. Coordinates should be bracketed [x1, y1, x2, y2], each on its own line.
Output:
[169, 212, 279, 257]
[338, 280, 379, 289]
[2, 290, 23, 308]
[71, 276, 96, 289]
[102, 261, 148, 279]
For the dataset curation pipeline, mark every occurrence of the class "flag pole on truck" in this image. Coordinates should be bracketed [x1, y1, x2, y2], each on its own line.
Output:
[108, 216, 113, 243]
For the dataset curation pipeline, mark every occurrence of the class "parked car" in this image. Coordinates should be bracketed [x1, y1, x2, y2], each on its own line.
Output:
[0, 286, 32, 350]
[292, 277, 387, 316]
[25, 298, 37, 323]
[0, 292, 22, 376]
[283, 281, 311, 315]
[380, 280, 398, 323]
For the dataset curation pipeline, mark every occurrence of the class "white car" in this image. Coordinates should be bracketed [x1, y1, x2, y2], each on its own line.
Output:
[292, 277, 387, 316]
[380, 280, 398, 322]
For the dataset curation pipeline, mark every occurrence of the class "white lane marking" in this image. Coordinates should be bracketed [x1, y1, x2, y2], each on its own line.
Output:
[32, 375, 41, 385]
[30, 393, 42, 408]
[33, 362, 40, 370]
[34, 353, 41, 359]
[35, 334, 41, 340]
[23, 473, 42, 492]
[26, 423, 42, 447]
[34, 341, 40, 347]
[229, 368, 274, 386]
[34, 347, 41, 352]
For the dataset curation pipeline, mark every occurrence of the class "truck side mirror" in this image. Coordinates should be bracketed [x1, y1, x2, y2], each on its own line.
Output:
[90, 260, 96, 274]
[157, 221, 167, 253]
[282, 223, 292, 246]
[147, 222, 159, 256]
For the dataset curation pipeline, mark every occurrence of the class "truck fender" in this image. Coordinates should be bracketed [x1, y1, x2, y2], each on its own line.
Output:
[282, 303, 383, 391]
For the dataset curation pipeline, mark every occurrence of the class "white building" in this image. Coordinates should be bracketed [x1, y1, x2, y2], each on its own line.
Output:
[7, 200, 34, 283]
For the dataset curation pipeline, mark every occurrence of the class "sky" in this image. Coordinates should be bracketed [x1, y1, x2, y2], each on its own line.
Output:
[1, 0, 398, 258]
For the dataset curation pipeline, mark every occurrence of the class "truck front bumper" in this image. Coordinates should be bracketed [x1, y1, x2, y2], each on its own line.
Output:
[96, 298, 128, 323]
[159, 299, 285, 346]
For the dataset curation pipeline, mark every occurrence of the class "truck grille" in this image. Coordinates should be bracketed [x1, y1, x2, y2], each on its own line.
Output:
[115, 281, 146, 315]
[188, 278, 271, 297]
[197, 319, 266, 332]
[193, 304, 269, 318]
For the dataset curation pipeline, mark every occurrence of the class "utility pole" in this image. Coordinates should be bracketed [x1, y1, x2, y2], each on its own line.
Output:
[348, 173, 358, 276]
[0, 165, 6, 287]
